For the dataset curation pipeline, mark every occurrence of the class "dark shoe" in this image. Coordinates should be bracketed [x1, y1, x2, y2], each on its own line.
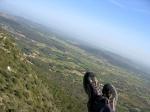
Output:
[102, 83, 118, 111]
[83, 72, 101, 99]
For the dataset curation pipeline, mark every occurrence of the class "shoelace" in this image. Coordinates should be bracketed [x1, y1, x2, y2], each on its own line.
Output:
[91, 80, 102, 96]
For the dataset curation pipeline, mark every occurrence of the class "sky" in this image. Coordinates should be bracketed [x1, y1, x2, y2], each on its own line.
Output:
[0, 0, 150, 67]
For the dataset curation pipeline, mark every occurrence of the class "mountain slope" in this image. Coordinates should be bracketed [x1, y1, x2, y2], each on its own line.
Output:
[0, 28, 60, 112]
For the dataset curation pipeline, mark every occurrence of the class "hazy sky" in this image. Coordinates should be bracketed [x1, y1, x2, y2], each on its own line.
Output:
[0, 0, 150, 67]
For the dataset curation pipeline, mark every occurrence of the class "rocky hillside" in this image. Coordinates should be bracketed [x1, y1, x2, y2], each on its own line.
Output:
[0, 28, 60, 112]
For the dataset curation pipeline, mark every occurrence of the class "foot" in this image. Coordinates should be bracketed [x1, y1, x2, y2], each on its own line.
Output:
[102, 83, 118, 111]
[83, 72, 101, 99]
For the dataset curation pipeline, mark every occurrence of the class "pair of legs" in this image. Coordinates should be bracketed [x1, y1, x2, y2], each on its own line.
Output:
[83, 72, 118, 112]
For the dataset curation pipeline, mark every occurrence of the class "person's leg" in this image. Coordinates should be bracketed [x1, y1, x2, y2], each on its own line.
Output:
[102, 83, 118, 112]
[83, 72, 102, 99]
[83, 72, 118, 112]
[83, 72, 102, 112]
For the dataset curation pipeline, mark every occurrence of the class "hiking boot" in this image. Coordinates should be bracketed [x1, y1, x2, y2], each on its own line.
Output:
[83, 72, 101, 99]
[102, 83, 118, 111]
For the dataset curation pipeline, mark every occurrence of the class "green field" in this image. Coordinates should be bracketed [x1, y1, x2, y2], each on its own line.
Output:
[0, 13, 150, 112]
